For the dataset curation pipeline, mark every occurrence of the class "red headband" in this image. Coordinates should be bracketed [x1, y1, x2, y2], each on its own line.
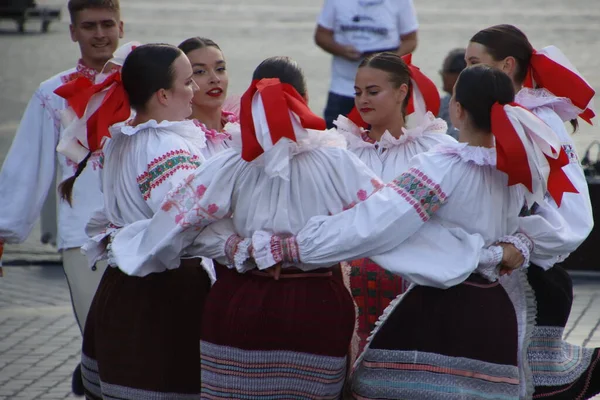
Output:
[492, 102, 577, 205]
[55, 71, 130, 153]
[347, 54, 440, 128]
[240, 78, 326, 162]
[523, 49, 595, 124]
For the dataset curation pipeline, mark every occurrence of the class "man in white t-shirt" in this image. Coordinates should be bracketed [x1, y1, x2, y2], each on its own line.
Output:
[315, 0, 419, 127]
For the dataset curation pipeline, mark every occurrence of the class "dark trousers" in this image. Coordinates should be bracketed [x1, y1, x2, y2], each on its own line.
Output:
[324, 91, 355, 129]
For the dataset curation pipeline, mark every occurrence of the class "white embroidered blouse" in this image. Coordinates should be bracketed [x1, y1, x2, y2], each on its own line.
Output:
[515, 88, 594, 268]
[335, 111, 456, 181]
[83, 119, 210, 273]
[108, 117, 522, 288]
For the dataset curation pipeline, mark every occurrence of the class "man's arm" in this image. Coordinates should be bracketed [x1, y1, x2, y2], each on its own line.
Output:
[397, 31, 418, 57]
[314, 25, 362, 61]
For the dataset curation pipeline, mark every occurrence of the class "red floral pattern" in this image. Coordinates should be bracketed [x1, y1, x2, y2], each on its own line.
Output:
[350, 258, 410, 355]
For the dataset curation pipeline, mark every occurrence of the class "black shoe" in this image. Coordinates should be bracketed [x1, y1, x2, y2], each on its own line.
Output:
[71, 363, 85, 396]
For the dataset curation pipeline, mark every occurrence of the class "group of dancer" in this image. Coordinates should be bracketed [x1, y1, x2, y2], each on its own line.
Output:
[0, 1, 598, 399]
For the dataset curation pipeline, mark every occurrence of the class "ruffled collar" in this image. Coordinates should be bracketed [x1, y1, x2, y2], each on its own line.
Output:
[515, 88, 581, 122]
[117, 119, 198, 136]
[192, 111, 238, 144]
[433, 142, 497, 166]
[334, 111, 448, 151]
[110, 119, 207, 150]
[76, 59, 99, 82]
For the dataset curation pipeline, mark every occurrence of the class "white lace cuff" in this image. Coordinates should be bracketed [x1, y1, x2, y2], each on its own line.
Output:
[477, 245, 503, 282]
[498, 233, 533, 268]
[224, 234, 254, 273]
[251, 231, 277, 269]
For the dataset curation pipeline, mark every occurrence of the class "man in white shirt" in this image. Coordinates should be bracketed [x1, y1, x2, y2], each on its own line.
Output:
[0, 0, 123, 395]
[314, 0, 419, 128]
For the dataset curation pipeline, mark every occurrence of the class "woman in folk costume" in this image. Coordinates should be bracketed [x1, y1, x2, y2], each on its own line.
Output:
[108, 59, 529, 398]
[335, 52, 454, 355]
[465, 24, 599, 399]
[178, 37, 239, 159]
[60, 44, 214, 399]
[245, 65, 581, 399]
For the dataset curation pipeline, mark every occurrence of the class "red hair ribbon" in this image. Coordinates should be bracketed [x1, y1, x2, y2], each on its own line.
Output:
[523, 49, 596, 124]
[240, 78, 326, 162]
[402, 54, 441, 117]
[54, 71, 130, 153]
[492, 102, 577, 206]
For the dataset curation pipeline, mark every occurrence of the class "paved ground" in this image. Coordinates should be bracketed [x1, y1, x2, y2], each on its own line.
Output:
[0, 266, 599, 399]
[0, 0, 599, 398]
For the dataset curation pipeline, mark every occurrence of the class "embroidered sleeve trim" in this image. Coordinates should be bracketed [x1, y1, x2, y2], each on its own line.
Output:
[385, 168, 447, 222]
[270, 235, 300, 265]
[225, 234, 243, 265]
[562, 144, 579, 164]
[137, 149, 201, 200]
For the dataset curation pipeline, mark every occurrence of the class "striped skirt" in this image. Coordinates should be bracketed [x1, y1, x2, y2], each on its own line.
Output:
[200, 266, 355, 399]
[81, 260, 211, 400]
[350, 274, 521, 399]
[527, 264, 600, 399]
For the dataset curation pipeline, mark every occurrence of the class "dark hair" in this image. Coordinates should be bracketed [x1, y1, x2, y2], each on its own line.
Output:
[178, 37, 221, 54]
[121, 44, 182, 111]
[455, 65, 515, 132]
[60, 43, 183, 205]
[68, 0, 120, 23]
[470, 24, 532, 85]
[252, 56, 307, 97]
[442, 48, 467, 74]
[358, 52, 413, 117]
[470, 24, 578, 132]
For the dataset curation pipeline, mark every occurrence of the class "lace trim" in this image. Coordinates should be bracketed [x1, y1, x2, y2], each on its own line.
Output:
[334, 112, 448, 151]
[476, 245, 503, 282]
[224, 234, 253, 272]
[118, 119, 198, 136]
[516, 88, 581, 122]
[192, 110, 237, 144]
[498, 233, 533, 269]
[225, 234, 243, 266]
[434, 142, 497, 166]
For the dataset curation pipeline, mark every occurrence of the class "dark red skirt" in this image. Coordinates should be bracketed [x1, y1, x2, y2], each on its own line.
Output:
[200, 265, 355, 398]
[81, 260, 211, 400]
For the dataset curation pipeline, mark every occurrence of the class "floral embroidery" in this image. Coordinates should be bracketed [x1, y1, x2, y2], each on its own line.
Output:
[160, 174, 224, 229]
[61, 60, 98, 84]
[192, 111, 238, 144]
[386, 168, 447, 222]
[137, 150, 202, 200]
[342, 178, 385, 211]
[357, 190, 368, 201]
[562, 144, 579, 164]
[35, 90, 62, 135]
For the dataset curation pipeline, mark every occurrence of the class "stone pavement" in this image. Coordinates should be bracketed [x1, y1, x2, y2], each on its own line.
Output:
[0, 266, 80, 400]
[0, 264, 599, 399]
